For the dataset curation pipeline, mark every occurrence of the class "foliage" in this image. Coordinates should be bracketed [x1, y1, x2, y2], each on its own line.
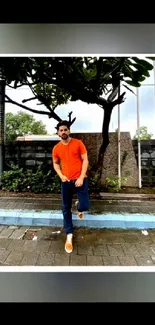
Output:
[106, 176, 128, 192]
[0, 164, 61, 193]
[0, 164, 105, 194]
[0, 164, 131, 194]
[133, 126, 153, 140]
[5, 111, 47, 142]
[0, 56, 155, 178]
[87, 173, 103, 193]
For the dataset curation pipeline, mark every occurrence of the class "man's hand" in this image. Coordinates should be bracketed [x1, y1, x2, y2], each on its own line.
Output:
[75, 177, 84, 187]
[61, 175, 70, 182]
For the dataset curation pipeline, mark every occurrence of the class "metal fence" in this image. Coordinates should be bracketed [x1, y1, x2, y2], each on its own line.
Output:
[133, 140, 155, 187]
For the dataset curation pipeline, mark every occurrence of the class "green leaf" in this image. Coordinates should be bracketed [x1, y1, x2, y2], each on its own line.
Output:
[137, 76, 146, 82]
[132, 64, 150, 77]
[132, 57, 153, 70]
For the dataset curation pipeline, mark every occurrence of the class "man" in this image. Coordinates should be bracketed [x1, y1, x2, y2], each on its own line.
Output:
[52, 120, 90, 254]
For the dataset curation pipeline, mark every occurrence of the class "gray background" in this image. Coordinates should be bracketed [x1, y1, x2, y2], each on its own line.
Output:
[0, 23, 155, 302]
[0, 272, 155, 302]
[0, 24, 155, 54]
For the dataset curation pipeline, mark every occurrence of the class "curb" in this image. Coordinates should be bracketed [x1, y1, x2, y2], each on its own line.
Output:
[1, 193, 155, 201]
[1, 209, 155, 229]
[99, 193, 155, 201]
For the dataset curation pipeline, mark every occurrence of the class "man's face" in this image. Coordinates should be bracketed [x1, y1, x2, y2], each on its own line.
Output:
[57, 125, 70, 140]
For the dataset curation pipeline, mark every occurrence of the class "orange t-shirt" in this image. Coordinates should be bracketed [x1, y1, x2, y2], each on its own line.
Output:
[52, 138, 87, 180]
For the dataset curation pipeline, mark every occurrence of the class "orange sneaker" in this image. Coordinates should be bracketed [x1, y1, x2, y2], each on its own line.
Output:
[75, 200, 84, 219]
[65, 234, 73, 253]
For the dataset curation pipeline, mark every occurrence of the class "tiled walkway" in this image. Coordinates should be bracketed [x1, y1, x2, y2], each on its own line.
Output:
[0, 225, 154, 266]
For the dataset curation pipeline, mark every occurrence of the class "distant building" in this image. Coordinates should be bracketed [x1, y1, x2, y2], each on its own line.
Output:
[16, 134, 60, 141]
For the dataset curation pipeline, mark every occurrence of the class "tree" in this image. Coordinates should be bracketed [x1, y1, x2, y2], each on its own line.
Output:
[133, 126, 153, 140]
[0, 56, 155, 178]
[5, 111, 47, 142]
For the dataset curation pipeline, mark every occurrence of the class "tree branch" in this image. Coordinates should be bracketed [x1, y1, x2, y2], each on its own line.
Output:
[4, 94, 61, 122]
[107, 87, 118, 102]
[96, 96, 108, 108]
[22, 91, 55, 114]
[111, 92, 126, 107]
[68, 111, 76, 125]
[68, 111, 73, 121]
[22, 97, 36, 103]
[6, 82, 36, 89]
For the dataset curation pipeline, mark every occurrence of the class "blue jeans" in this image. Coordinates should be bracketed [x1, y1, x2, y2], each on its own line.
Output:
[61, 177, 90, 234]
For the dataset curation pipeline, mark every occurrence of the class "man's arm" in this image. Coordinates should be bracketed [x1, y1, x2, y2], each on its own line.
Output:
[80, 153, 89, 179]
[52, 149, 69, 182]
[75, 153, 89, 187]
[53, 161, 64, 179]
[53, 162, 69, 182]
[52, 147, 64, 180]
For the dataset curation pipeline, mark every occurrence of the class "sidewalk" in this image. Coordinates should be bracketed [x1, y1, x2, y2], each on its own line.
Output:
[100, 192, 155, 200]
[0, 193, 155, 266]
[0, 224, 155, 266]
[1, 193, 155, 213]
[0, 194, 155, 228]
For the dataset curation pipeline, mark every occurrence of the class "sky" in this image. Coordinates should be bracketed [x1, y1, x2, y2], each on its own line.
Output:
[5, 57, 155, 139]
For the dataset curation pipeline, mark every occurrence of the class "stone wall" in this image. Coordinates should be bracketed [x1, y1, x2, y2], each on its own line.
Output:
[71, 132, 139, 187]
[4, 132, 139, 187]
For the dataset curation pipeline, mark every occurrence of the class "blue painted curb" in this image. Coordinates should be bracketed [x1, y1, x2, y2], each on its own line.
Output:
[0, 209, 155, 229]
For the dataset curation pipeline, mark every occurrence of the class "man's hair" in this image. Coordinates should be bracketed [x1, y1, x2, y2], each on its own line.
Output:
[56, 120, 70, 131]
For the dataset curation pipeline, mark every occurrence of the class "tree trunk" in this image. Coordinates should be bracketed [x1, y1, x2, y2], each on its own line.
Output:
[97, 106, 113, 176]
[92, 90, 125, 181]
[93, 104, 113, 179]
